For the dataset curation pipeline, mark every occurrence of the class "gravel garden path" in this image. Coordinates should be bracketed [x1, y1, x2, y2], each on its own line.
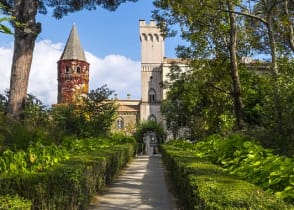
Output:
[88, 155, 177, 210]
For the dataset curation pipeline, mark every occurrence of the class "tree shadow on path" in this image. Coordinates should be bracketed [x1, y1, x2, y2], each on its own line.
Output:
[88, 155, 177, 210]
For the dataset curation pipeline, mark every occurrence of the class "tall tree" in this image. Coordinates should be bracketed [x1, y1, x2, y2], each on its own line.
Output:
[227, 1, 293, 73]
[153, 0, 245, 129]
[226, 0, 244, 129]
[235, 0, 294, 131]
[0, 0, 138, 119]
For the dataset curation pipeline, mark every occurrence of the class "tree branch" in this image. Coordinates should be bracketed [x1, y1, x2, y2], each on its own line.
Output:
[206, 81, 231, 96]
[220, 9, 268, 25]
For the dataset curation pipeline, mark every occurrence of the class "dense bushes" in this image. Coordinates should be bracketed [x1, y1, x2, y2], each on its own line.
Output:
[0, 142, 69, 174]
[0, 88, 137, 209]
[0, 194, 31, 210]
[0, 136, 137, 210]
[191, 135, 294, 202]
[161, 143, 292, 209]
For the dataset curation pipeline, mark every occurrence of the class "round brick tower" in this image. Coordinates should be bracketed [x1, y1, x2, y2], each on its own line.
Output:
[57, 24, 89, 104]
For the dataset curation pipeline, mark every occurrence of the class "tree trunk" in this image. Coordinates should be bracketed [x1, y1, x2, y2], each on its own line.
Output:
[266, 15, 278, 76]
[265, 5, 283, 132]
[227, 1, 244, 129]
[7, 0, 41, 119]
[284, 0, 294, 52]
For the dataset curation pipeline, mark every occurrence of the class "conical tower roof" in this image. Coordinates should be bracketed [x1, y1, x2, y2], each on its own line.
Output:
[60, 24, 87, 61]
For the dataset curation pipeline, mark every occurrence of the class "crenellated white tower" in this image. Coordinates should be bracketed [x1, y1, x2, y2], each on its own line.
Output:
[139, 20, 165, 123]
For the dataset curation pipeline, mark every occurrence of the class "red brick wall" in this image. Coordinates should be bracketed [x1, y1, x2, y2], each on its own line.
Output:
[57, 59, 89, 104]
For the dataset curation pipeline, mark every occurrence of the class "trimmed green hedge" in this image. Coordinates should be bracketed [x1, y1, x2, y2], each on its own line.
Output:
[161, 144, 293, 210]
[0, 194, 31, 210]
[0, 142, 136, 210]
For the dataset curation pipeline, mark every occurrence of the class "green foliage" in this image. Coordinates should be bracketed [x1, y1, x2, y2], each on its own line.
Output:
[0, 16, 13, 35]
[0, 136, 136, 209]
[256, 60, 294, 154]
[0, 194, 31, 210]
[153, 0, 294, 152]
[22, 94, 50, 130]
[134, 120, 165, 143]
[50, 86, 117, 139]
[0, 93, 55, 151]
[169, 134, 294, 203]
[161, 60, 237, 139]
[161, 144, 291, 209]
[0, 142, 69, 174]
[109, 132, 136, 144]
[0, 135, 135, 175]
[1, 0, 139, 20]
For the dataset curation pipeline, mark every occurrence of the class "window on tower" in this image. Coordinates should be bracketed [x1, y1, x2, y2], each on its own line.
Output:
[154, 34, 159, 42]
[142, 33, 147, 41]
[148, 89, 156, 103]
[148, 34, 153, 41]
[65, 66, 70, 74]
[76, 66, 81, 73]
[148, 115, 157, 122]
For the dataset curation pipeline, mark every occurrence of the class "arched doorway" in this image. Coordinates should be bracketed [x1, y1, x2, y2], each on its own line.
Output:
[134, 121, 165, 156]
[143, 131, 159, 155]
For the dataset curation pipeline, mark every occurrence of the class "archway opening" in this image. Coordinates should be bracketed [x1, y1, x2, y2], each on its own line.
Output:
[134, 121, 165, 155]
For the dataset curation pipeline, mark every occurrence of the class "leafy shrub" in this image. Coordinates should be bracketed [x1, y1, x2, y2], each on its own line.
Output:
[110, 133, 136, 144]
[0, 142, 69, 174]
[193, 135, 294, 202]
[0, 137, 136, 209]
[161, 144, 292, 209]
[134, 121, 165, 143]
[168, 135, 294, 202]
[0, 194, 31, 210]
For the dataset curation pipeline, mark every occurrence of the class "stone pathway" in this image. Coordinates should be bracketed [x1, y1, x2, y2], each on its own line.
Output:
[88, 155, 177, 210]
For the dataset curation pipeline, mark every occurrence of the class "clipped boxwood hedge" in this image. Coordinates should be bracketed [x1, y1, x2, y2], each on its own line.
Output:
[0, 143, 136, 210]
[0, 194, 31, 210]
[161, 144, 293, 210]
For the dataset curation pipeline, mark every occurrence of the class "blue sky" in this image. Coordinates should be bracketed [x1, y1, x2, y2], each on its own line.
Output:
[1, 1, 179, 60]
[0, 1, 183, 105]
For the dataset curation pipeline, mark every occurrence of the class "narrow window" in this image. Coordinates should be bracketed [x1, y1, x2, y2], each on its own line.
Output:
[148, 34, 153, 41]
[65, 66, 70, 74]
[154, 34, 159, 42]
[148, 89, 156, 103]
[142, 33, 147, 41]
[76, 66, 81, 73]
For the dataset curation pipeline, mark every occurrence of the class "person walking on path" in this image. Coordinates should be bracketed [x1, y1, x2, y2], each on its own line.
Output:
[88, 155, 177, 210]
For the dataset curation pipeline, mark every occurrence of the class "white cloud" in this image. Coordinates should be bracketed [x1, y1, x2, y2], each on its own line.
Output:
[87, 53, 141, 100]
[0, 40, 141, 106]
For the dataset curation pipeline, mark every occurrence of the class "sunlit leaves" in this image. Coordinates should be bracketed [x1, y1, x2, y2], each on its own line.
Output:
[0, 16, 12, 34]
[169, 134, 294, 202]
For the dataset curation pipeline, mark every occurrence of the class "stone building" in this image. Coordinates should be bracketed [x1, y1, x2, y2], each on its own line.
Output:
[57, 21, 188, 139]
[139, 20, 165, 123]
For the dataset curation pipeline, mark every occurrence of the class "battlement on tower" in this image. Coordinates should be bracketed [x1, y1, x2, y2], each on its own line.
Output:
[139, 19, 156, 27]
[139, 20, 164, 64]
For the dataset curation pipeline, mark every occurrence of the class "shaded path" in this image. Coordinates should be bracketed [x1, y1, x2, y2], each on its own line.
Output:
[88, 155, 177, 210]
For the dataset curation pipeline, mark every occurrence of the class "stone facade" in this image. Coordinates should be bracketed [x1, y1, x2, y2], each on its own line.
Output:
[57, 22, 188, 138]
[139, 20, 164, 124]
[113, 99, 141, 134]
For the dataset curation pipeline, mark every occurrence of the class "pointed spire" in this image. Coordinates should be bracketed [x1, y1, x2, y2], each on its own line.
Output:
[60, 24, 87, 61]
